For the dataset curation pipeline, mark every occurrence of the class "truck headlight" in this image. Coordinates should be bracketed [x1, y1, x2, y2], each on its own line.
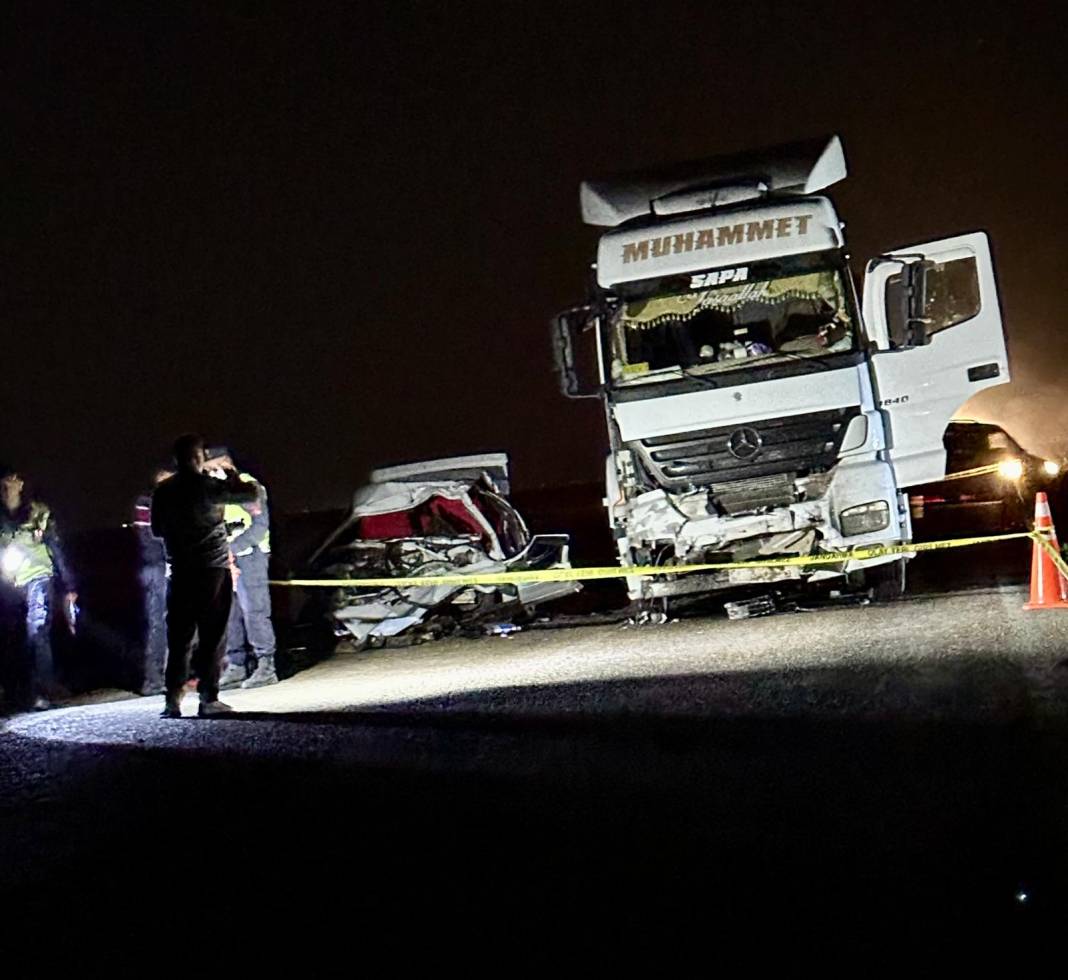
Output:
[839, 501, 890, 536]
[1, 544, 25, 578]
[1043, 459, 1060, 477]
[997, 458, 1024, 481]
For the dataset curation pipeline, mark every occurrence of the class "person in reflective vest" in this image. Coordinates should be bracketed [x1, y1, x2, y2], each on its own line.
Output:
[206, 450, 279, 689]
[0, 465, 77, 711]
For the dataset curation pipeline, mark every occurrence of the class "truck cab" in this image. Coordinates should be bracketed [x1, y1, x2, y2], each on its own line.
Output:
[554, 135, 1010, 601]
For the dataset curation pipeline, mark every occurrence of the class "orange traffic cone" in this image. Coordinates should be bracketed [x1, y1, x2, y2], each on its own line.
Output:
[1024, 492, 1068, 609]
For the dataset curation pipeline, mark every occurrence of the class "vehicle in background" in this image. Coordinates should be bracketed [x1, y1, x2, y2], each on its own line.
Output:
[553, 134, 1011, 603]
[307, 454, 579, 649]
[909, 420, 1063, 531]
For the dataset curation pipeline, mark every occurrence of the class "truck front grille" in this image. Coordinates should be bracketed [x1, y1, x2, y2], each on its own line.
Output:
[634, 407, 860, 490]
[709, 473, 795, 514]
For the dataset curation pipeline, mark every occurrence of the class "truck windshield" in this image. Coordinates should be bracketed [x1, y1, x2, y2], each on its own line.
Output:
[607, 261, 856, 383]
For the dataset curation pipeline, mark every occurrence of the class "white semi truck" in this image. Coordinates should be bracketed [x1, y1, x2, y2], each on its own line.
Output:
[553, 135, 1010, 602]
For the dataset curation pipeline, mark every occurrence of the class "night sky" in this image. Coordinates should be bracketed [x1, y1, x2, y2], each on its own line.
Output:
[5, 0, 1066, 529]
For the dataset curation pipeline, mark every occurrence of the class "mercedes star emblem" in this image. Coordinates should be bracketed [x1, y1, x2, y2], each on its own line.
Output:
[728, 426, 763, 460]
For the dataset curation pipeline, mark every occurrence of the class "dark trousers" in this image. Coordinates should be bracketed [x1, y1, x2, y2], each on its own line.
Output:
[226, 552, 276, 666]
[0, 577, 53, 707]
[165, 567, 232, 703]
[139, 561, 168, 693]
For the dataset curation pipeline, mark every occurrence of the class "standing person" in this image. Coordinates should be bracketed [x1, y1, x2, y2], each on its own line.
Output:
[0, 465, 77, 711]
[151, 435, 258, 718]
[207, 450, 279, 690]
[132, 467, 172, 695]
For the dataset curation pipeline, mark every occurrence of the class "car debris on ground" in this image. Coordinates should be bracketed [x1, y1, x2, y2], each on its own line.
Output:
[306, 454, 580, 651]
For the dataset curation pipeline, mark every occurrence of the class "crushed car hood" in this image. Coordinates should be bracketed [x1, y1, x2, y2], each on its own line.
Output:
[309, 454, 579, 648]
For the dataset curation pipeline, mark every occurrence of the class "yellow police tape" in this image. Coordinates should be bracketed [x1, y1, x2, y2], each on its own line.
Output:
[938, 463, 1004, 482]
[270, 529, 1062, 590]
[1033, 530, 1068, 581]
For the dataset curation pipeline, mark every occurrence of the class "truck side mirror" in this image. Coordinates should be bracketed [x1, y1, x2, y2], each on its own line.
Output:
[884, 259, 934, 348]
[905, 260, 932, 345]
[552, 306, 601, 399]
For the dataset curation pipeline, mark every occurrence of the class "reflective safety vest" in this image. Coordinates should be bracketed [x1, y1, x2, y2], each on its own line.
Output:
[224, 473, 271, 558]
[0, 501, 55, 587]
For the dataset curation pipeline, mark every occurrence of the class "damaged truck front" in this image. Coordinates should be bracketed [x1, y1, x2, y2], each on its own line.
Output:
[553, 135, 1010, 602]
[309, 454, 579, 648]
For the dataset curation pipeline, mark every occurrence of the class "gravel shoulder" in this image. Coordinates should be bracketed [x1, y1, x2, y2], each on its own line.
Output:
[3, 586, 1067, 936]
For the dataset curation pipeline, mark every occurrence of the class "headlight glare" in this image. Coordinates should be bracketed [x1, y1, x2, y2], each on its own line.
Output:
[1043, 459, 1060, 477]
[997, 458, 1024, 480]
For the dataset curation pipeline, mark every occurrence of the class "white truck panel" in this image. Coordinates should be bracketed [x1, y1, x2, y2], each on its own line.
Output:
[597, 198, 842, 288]
[611, 365, 867, 443]
[864, 231, 1010, 487]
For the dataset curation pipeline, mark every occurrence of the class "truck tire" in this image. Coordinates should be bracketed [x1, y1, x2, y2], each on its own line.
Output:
[867, 558, 907, 602]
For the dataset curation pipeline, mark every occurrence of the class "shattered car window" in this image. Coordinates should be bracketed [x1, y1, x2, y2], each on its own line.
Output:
[609, 265, 855, 381]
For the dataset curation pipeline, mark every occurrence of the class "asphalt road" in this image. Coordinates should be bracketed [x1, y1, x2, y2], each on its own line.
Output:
[3, 577, 1068, 945]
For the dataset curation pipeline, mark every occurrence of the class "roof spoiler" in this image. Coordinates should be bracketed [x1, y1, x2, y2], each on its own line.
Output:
[580, 134, 846, 228]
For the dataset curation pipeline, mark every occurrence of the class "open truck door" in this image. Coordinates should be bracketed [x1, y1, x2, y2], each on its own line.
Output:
[863, 231, 1009, 487]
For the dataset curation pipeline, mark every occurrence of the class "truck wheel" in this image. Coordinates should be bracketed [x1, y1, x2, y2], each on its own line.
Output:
[867, 558, 907, 602]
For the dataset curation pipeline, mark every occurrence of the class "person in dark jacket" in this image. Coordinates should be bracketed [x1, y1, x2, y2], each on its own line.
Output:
[0, 465, 77, 711]
[132, 467, 172, 696]
[151, 435, 257, 718]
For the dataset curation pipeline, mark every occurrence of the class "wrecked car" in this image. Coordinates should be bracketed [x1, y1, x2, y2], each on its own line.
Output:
[307, 454, 579, 649]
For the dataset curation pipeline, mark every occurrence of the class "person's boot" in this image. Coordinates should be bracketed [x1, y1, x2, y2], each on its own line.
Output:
[218, 661, 246, 690]
[161, 690, 184, 719]
[198, 698, 234, 718]
[241, 655, 278, 689]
